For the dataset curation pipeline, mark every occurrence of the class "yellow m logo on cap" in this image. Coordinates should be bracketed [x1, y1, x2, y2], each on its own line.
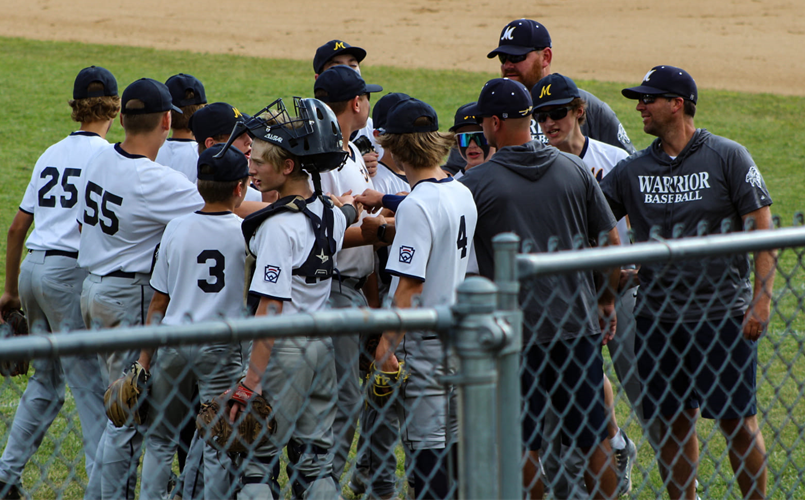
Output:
[539, 85, 551, 99]
[232, 107, 243, 119]
[334, 42, 346, 50]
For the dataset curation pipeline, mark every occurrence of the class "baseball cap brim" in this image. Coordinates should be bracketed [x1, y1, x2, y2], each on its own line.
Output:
[622, 85, 671, 99]
[463, 102, 485, 118]
[365, 83, 383, 94]
[486, 45, 534, 59]
[171, 104, 183, 114]
[533, 96, 575, 110]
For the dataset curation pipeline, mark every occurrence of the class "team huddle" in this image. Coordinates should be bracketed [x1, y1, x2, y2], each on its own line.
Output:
[0, 17, 776, 500]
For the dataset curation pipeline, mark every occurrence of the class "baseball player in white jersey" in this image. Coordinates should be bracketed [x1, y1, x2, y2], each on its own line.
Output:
[0, 66, 119, 500]
[373, 98, 477, 500]
[78, 77, 204, 500]
[155, 73, 207, 182]
[313, 65, 384, 481]
[533, 73, 650, 498]
[220, 97, 356, 499]
[313, 39, 382, 172]
[136, 144, 250, 500]
[348, 92, 414, 498]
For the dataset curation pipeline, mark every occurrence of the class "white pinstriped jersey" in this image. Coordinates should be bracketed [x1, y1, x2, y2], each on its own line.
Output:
[581, 137, 631, 245]
[386, 177, 477, 307]
[318, 142, 375, 278]
[155, 138, 199, 182]
[248, 196, 347, 314]
[371, 162, 409, 196]
[77, 143, 204, 275]
[151, 211, 247, 325]
[19, 131, 109, 252]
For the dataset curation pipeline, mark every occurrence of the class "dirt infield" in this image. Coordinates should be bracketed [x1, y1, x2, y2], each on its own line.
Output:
[2, 0, 803, 95]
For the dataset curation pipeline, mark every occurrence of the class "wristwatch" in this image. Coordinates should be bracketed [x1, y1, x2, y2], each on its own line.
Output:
[377, 224, 388, 243]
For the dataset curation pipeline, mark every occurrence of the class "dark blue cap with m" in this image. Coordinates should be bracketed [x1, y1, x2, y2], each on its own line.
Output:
[532, 73, 580, 110]
[197, 143, 249, 182]
[384, 98, 439, 134]
[466, 78, 533, 119]
[74, 66, 118, 99]
[314, 65, 383, 103]
[372, 93, 411, 132]
[189, 102, 247, 143]
[622, 65, 698, 104]
[121, 78, 183, 115]
[313, 40, 367, 75]
[487, 19, 552, 58]
[450, 102, 480, 132]
[165, 73, 207, 107]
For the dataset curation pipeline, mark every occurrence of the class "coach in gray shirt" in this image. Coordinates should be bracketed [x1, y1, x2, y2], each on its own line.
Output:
[461, 77, 620, 500]
[600, 65, 775, 500]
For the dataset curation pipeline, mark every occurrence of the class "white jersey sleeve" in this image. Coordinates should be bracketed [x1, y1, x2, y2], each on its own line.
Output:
[244, 186, 263, 202]
[582, 138, 631, 245]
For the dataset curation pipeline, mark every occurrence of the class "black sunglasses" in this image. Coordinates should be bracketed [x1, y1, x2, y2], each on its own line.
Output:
[535, 106, 572, 123]
[640, 94, 682, 104]
[497, 48, 544, 65]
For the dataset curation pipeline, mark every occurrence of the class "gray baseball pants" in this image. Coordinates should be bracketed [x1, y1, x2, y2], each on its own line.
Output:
[0, 252, 106, 495]
[139, 343, 243, 499]
[239, 337, 338, 500]
[327, 279, 367, 481]
[81, 272, 153, 500]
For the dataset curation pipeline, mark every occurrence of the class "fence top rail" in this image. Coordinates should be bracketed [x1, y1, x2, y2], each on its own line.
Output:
[0, 306, 453, 361]
[517, 226, 805, 279]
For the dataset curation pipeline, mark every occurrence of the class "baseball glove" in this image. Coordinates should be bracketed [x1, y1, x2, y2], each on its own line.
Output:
[366, 361, 408, 407]
[196, 384, 276, 453]
[0, 309, 30, 377]
[104, 361, 150, 427]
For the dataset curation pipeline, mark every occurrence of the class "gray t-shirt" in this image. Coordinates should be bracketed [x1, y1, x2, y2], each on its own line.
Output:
[600, 129, 773, 322]
[460, 140, 617, 343]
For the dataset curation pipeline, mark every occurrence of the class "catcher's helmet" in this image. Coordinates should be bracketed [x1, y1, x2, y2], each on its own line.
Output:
[215, 97, 348, 174]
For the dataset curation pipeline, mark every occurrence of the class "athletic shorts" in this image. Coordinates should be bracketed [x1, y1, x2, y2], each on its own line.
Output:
[521, 334, 608, 451]
[635, 314, 757, 420]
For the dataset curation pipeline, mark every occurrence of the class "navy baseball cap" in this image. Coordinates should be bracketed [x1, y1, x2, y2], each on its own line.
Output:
[313, 40, 367, 75]
[121, 78, 182, 115]
[73, 66, 118, 99]
[189, 102, 247, 143]
[384, 98, 439, 135]
[314, 65, 383, 103]
[487, 19, 551, 58]
[622, 65, 698, 104]
[467, 78, 533, 119]
[165, 73, 207, 107]
[449, 103, 480, 132]
[372, 93, 411, 132]
[532, 73, 580, 109]
[197, 143, 249, 182]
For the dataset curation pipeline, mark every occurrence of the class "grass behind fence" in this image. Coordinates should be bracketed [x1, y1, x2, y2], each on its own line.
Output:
[0, 36, 804, 498]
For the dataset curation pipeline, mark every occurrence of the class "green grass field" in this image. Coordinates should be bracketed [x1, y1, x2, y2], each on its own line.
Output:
[1, 36, 804, 498]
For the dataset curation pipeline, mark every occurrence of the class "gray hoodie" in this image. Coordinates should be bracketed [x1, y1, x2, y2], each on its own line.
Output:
[460, 140, 616, 343]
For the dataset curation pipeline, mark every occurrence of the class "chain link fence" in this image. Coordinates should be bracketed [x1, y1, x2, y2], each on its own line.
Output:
[1, 226, 804, 499]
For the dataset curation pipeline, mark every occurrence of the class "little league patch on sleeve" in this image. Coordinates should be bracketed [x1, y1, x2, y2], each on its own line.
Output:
[264, 265, 281, 283]
[399, 246, 415, 264]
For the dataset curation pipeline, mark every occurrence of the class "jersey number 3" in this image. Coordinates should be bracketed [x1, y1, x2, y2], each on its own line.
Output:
[83, 181, 123, 235]
[456, 215, 468, 258]
[198, 250, 225, 293]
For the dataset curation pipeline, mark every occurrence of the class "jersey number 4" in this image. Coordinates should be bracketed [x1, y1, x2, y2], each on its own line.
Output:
[198, 250, 225, 293]
[83, 181, 123, 235]
[457, 215, 468, 258]
[38, 167, 81, 208]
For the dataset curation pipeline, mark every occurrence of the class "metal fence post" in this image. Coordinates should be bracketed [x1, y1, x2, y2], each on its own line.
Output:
[451, 277, 506, 500]
[493, 233, 523, 499]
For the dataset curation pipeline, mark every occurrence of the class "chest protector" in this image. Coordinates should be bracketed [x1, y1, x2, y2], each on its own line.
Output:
[242, 195, 337, 284]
